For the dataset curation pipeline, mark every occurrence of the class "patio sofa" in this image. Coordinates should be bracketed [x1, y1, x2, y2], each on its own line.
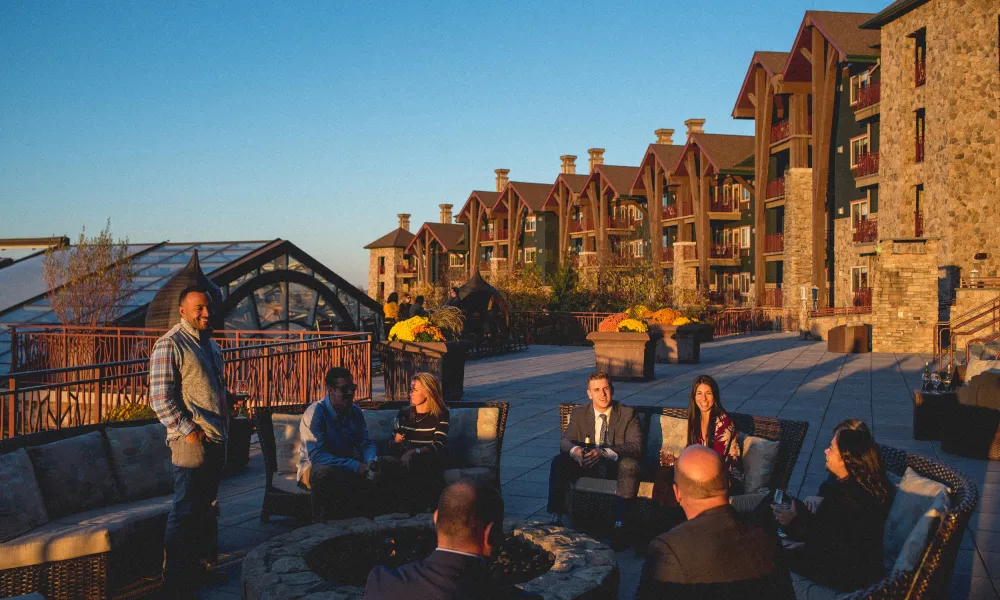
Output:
[0, 419, 172, 600]
[256, 400, 509, 523]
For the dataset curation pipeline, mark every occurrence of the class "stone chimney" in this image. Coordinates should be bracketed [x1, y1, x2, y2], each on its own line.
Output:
[560, 155, 577, 175]
[397, 214, 411, 232]
[655, 129, 675, 145]
[495, 169, 510, 192]
[439, 204, 453, 224]
[684, 119, 706, 139]
[588, 148, 605, 174]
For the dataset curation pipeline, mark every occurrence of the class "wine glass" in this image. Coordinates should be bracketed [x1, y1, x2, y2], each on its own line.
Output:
[231, 380, 251, 418]
[941, 371, 953, 391]
[929, 372, 941, 393]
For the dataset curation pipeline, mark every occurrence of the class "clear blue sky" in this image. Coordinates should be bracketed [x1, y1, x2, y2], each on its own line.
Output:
[0, 0, 884, 286]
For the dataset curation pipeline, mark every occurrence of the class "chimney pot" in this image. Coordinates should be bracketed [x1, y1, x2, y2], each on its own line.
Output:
[560, 155, 577, 175]
[655, 129, 675, 145]
[397, 213, 411, 232]
[684, 119, 706, 138]
[587, 148, 605, 174]
[438, 204, 454, 224]
[494, 169, 510, 192]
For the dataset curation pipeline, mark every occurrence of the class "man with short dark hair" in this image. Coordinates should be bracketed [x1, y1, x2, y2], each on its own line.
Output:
[636, 445, 794, 599]
[150, 285, 241, 597]
[547, 371, 642, 549]
[364, 480, 534, 599]
[298, 366, 379, 521]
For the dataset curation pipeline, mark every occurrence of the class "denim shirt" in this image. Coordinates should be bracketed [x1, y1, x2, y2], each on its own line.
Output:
[297, 397, 376, 482]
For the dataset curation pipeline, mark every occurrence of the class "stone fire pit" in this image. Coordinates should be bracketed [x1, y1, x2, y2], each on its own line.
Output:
[241, 513, 618, 600]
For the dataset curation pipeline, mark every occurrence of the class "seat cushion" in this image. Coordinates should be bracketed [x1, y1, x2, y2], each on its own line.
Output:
[790, 572, 852, 600]
[443, 467, 494, 486]
[105, 423, 173, 502]
[0, 448, 49, 543]
[742, 435, 781, 494]
[271, 473, 310, 495]
[883, 467, 950, 571]
[651, 415, 687, 462]
[572, 477, 618, 495]
[272, 414, 303, 476]
[363, 409, 398, 444]
[0, 520, 112, 570]
[52, 495, 172, 548]
[26, 431, 120, 519]
[446, 407, 499, 469]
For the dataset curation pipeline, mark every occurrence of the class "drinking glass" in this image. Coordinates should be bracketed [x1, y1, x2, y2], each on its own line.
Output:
[930, 372, 941, 393]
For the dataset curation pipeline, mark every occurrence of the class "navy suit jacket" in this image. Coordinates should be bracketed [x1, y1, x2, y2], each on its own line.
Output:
[559, 401, 643, 459]
[364, 549, 535, 600]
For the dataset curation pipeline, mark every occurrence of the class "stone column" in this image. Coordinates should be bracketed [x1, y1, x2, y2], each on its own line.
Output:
[673, 241, 698, 306]
[872, 239, 940, 354]
[782, 168, 814, 311]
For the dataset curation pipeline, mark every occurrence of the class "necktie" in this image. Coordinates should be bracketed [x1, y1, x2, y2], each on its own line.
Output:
[599, 413, 608, 447]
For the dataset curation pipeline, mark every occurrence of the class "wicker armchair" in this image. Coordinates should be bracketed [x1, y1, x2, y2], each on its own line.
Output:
[256, 401, 509, 523]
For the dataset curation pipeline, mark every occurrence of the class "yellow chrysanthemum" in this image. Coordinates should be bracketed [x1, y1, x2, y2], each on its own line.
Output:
[388, 316, 432, 342]
[617, 318, 649, 333]
[650, 308, 681, 324]
[672, 316, 691, 326]
[628, 304, 652, 319]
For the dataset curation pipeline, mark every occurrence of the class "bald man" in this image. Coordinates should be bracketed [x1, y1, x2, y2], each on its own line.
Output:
[636, 445, 793, 600]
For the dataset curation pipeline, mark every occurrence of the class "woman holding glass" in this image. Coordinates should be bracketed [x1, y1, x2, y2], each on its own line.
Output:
[383, 372, 450, 513]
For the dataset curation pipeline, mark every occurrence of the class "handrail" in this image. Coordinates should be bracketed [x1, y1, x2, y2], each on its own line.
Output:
[938, 295, 1000, 370]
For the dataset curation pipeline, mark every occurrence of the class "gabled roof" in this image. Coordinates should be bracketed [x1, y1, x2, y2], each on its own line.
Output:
[456, 190, 501, 222]
[861, 0, 931, 29]
[631, 144, 686, 193]
[504, 181, 554, 214]
[578, 165, 642, 200]
[542, 173, 590, 210]
[732, 51, 790, 119]
[363, 228, 415, 250]
[673, 133, 755, 176]
[404, 222, 467, 255]
[784, 11, 880, 82]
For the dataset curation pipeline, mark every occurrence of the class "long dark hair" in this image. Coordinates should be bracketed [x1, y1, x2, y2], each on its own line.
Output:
[687, 375, 727, 446]
[386, 292, 399, 304]
[836, 428, 889, 504]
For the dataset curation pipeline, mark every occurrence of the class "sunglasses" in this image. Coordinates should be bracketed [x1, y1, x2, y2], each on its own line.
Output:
[330, 384, 357, 393]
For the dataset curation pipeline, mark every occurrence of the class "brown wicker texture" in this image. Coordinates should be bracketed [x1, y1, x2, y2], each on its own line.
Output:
[255, 401, 510, 523]
[0, 553, 108, 600]
[556, 403, 810, 534]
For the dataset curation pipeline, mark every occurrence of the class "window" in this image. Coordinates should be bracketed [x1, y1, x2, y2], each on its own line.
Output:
[740, 226, 751, 249]
[741, 186, 751, 204]
[525, 216, 536, 232]
[915, 184, 925, 237]
[850, 134, 870, 168]
[915, 109, 925, 163]
[524, 248, 537, 263]
[851, 265, 869, 291]
[632, 241, 644, 258]
[914, 28, 927, 86]
[849, 71, 871, 105]
[449, 254, 465, 267]
[740, 272, 751, 295]
[850, 199, 870, 231]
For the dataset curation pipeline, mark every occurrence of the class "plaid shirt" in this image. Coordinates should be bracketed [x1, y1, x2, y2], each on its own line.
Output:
[149, 320, 225, 440]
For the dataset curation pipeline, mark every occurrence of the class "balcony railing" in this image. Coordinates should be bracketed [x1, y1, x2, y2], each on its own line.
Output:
[854, 152, 879, 178]
[569, 220, 594, 233]
[765, 177, 785, 199]
[915, 58, 926, 87]
[608, 215, 638, 230]
[855, 82, 881, 109]
[771, 119, 790, 142]
[663, 246, 674, 262]
[378, 264, 385, 274]
[853, 287, 872, 308]
[707, 290, 742, 306]
[763, 288, 783, 307]
[916, 138, 925, 163]
[710, 198, 738, 213]
[915, 211, 924, 237]
[396, 264, 417, 274]
[853, 218, 878, 243]
[710, 243, 739, 259]
[663, 201, 694, 219]
[480, 229, 509, 242]
[764, 233, 784, 253]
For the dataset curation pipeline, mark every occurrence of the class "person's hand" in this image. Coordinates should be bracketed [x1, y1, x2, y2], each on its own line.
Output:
[570, 446, 585, 466]
[184, 429, 206, 445]
[393, 433, 405, 444]
[581, 449, 601, 468]
[803, 496, 823, 514]
[401, 449, 418, 468]
[772, 502, 798, 526]
[357, 461, 370, 476]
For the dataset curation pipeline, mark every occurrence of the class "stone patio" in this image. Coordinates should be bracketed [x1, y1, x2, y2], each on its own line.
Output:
[194, 332, 1000, 599]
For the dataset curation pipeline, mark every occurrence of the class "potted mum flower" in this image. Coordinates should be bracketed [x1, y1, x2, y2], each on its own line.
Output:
[385, 308, 470, 401]
[586, 309, 662, 381]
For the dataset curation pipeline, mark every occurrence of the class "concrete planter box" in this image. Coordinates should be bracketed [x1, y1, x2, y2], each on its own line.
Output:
[647, 324, 701, 364]
[695, 322, 714, 343]
[586, 331, 662, 381]
[387, 340, 470, 401]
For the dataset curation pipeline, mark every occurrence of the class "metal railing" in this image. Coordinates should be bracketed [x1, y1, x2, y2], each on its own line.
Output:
[853, 218, 878, 243]
[764, 233, 784, 253]
[853, 287, 873, 308]
[915, 211, 924, 238]
[810, 306, 872, 317]
[570, 220, 594, 233]
[710, 198, 738, 213]
[937, 295, 1000, 369]
[710, 243, 739, 259]
[765, 177, 785, 199]
[1, 333, 372, 439]
[854, 152, 879, 178]
[397, 264, 417, 274]
[771, 119, 791, 143]
[711, 307, 798, 337]
[915, 59, 926, 87]
[663, 201, 694, 219]
[855, 82, 880, 109]
[916, 137, 925, 163]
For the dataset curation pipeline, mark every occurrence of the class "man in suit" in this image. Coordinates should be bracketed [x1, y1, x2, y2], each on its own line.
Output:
[364, 479, 533, 599]
[547, 371, 642, 549]
[636, 445, 794, 599]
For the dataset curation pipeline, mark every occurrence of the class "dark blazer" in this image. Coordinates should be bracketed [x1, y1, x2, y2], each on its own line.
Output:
[364, 549, 533, 600]
[636, 505, 794, 600]
[559, 401, 642, 459]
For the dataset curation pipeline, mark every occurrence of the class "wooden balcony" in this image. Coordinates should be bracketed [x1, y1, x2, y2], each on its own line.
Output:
[854, 152, 879, 179]
[709, 198, 739, 215]
[855, 82, 880, 110]
[709, 243, 739, 259]
[569, 220, 594, 233]
[707, 290, 742, 306]
[764, 233, 784, 253]
[396, 264, 417, 276]
[770, 117, 810, 144]
[765, 177, 785, 200]
[480, 229, 508, 242]
[853, 218, 878, 244]
[663, 201, 694, 220]
[570, 252, 598, 268]
[607, 215, 638, 231]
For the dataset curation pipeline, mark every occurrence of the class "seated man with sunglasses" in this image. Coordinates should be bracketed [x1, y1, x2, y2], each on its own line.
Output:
[298, 366, 381, 522]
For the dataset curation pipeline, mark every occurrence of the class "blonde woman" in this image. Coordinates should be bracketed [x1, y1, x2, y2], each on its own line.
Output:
[386, 372, 450, 512]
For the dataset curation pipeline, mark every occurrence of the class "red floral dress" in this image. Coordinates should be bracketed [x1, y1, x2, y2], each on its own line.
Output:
[696, 413, 744, 492]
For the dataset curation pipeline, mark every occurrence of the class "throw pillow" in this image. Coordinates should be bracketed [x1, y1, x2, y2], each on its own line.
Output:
[742, 435, 781, 494]
[362, 409, 397, 444]
[27, 431, 121, 519]
[0, 448, 49, 542]
[105, 423, 173, 502]
[659, 415, 687, 457]
[272, 414, 302, 476]
[890, 498, 946, 574]
[883, 467, 950, 571]
[446, 407, 499, 469]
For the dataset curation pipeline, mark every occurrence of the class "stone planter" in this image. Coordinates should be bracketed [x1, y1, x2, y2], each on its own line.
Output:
[586, 331, 662, 381]
[386, 340, 470, 402]
[647, 324, 701, 364]
[695, 322, 714, 343]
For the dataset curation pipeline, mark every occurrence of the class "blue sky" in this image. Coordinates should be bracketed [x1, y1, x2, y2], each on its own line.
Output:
[0, 0, 884, 285]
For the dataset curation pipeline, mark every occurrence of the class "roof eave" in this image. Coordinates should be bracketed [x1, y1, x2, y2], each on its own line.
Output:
[861, 0, 931, 29]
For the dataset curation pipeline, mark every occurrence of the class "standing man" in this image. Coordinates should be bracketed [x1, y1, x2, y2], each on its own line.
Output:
[298, 366, 380, 522]
[547, 371, 642, 549]
[150, 285, 238, 598]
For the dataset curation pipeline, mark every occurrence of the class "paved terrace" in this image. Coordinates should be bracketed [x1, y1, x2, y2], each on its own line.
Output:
[196, 333, 999, 599]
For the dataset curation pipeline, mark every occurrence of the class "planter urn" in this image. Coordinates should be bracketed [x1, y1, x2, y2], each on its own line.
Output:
[647, 324, 702, 364]
[387, 340, 471, 402]
[586, 331, 662, 381]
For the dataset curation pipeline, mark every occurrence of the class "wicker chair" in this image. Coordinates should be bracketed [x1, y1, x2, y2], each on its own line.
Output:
[256, 401, 509, 523]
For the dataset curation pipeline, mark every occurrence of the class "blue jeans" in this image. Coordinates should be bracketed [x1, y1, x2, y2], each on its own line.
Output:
[164, 439, 226, 585]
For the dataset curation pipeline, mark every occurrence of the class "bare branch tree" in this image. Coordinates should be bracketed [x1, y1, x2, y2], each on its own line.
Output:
[43, 220, 136, 327]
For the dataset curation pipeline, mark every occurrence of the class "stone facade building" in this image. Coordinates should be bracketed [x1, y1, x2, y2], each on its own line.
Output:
[364, 214, 415, 302]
